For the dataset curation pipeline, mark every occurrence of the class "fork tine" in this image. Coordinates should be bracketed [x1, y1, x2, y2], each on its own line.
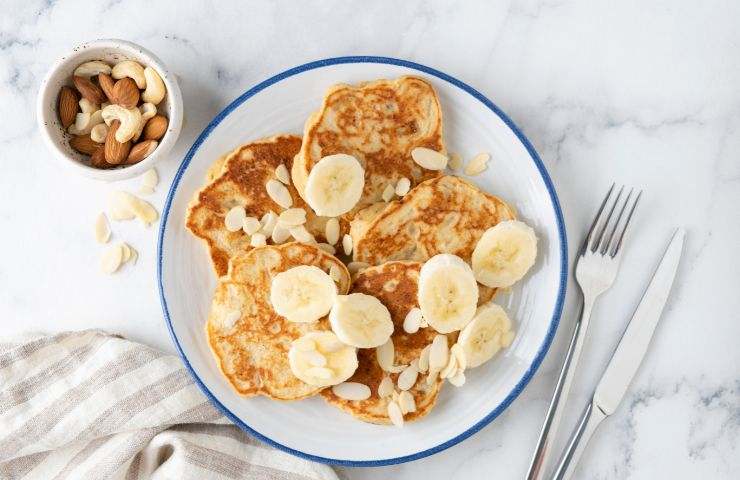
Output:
[601, 188, 633, 254]
[610, 190, 642, 256]
[584, 183, 615, 252]
[593, 185, 624, 253]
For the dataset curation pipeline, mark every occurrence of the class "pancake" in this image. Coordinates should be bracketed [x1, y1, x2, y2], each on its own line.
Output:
[187, 135, 337, 276]
[292, 76, 445, 217]
[207, 243, 351, 400]
[322, 262, 444, 424]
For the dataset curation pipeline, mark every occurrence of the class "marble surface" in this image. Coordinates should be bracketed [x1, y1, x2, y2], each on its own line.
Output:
[1, 1, 738, 479]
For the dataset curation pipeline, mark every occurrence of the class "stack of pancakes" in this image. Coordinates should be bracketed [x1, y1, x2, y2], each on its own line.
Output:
[187, 76, 515, 424]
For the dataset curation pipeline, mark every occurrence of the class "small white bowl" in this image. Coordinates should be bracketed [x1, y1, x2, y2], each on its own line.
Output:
[37, 39, 183, 181]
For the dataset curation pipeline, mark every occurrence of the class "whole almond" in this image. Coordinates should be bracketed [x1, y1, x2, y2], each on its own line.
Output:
[98, 73, 116, 102]
[58, 86, 79, 128]
[143, 115, 168, 141]
[111, 77, 140, 108]
[73, 75, 106, 104]
[126, 140, 158, 164]
[90, 146, 110, 168]
[69, 134, 99, 155]
[104, 120, 131, 165]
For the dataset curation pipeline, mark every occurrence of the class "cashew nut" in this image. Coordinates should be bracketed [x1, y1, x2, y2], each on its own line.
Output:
[90, 123, 109, 143]
[111, 60, 146, 89]
[133, 103, 157, 141]
[79, 98, 99, 114]
[73, 60, 112, 78]
[141, 67, 166, 105]
[101, 104, 142, 143]
[68, 109, 104, 135]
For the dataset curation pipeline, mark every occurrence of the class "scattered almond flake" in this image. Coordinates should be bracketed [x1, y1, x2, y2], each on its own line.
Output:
[381, 183, 395, 202]
[448, 370, 466, 387]
[100, 244, 123, 274]
[419, 316, 429, 328]
[448, 152, 463, 171]
[395, 177, 411, 196]
[225, 206, 247, 232]
[403, 308, 423, 334]
[128, 245, 138, 265]
[260, 211, 278, 236]
[120, 242, 131, 263]
[332, 382, 371, 401]
[501, 330, 516, 348]
[94, 213, 111, 244]
[278, 208, 307, 226]
[378, 376, 394, 398]
[289, 225, 314, 244]
[399, 391, 416, 414]
[317, 243, 336, 255]
[387, 364, 408, 373]
[397, 364, 419, 391]
[124, 193, 159, 226]
[376, 339, 395, 372]
[329, 264, 343, 283]
[242, 216, 261, 235]
[429, 334, 449, 371]
[306, 366, 333, 379]
[266, 179, 293, 209]
[347, 262, 369, 275]
[440, 352, 458, 379]
[450, 343, 467, 371]
[294, 337, 316, 352]
[250, 232, 267, 247]
[268, 322, 281, 334]
[325, 218, 340, 245]
[391, 390, 400, 403]
[411, 147, 448, 170]
[464, 152, 490, 176]
[271, 224, 291, 243]
[141, 168, 158, 190]
[409, 358, 420, 370]
[418, 345, 431, 373]
[426, 370, 439, 386]
[222, 310, 241, 329]
[304, 350, 327, 367]
[107, 191, 140, 221]
[342, 234, 353, 255]
[275, 164, 291, 185]
[387, 401, 404, 427]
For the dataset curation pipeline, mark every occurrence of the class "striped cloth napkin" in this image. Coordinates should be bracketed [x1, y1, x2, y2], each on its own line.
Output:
[0, 330, 338, 480]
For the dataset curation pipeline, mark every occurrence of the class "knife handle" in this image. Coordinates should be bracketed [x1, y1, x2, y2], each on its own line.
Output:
[551, 402, 607, 480]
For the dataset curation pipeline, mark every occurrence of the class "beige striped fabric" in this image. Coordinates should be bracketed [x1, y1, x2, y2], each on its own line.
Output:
[0, 330, 338, 480]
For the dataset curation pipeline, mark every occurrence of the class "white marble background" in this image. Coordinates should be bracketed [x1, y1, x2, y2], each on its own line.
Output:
[1, 1, 738, 479]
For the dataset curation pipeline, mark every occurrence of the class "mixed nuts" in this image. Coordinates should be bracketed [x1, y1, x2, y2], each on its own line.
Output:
[57, 59, 169, 169]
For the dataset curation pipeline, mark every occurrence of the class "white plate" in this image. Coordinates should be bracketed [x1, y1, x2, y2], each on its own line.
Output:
[158, 57, 567, 466]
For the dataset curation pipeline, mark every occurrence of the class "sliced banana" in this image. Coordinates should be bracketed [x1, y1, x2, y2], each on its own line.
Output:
[471, 220, 538, 288]
[329, 293, 394, 348]
[304, 154, 365, 217]
[288, 331, 358, 387]
[457, 303, 514, 368]
[270, 266, 337, 323]
[417, 254, 479, 333]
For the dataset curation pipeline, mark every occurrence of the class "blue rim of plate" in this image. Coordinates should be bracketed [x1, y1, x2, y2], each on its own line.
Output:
[158, 56, 568, 467]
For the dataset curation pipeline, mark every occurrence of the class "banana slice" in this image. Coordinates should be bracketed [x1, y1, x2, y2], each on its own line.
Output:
[270, 266, 337, 323]
[329, 293, 394, 348]
[471, 220, 538, 288]
[457, 303, 514, 368]
[288, 331, 358, 387]
[304, 154, 365, 217]
[417, 254, 479, 334]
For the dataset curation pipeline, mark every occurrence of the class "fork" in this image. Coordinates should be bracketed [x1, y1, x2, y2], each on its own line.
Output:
[525, 184, 641, 480]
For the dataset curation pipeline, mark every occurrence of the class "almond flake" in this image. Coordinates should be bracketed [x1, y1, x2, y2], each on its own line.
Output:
[342, 234, 353, 255]
[382, 184, 395, 202]
[418, 345, 431, 373]
[95, 213, 111, 244]
[440, 352, 458, 379]
[294, 337, 316, 351]
[275, 164, 291, 185]
[450, 343, 467, 371]
[376, 338, 395, 372]
[266, 179, 293, 209]
[100, 244, 123, 274]
[329, 264, 343, 283]
[403, 308, 423, 334]
[429, 334, 449, 371]
[318, 243, 336, 255]
[399, 391, 416, 414]
[392, 390, 400, 403]
[289, 225, 314, 243]
[325, 218, 340, 245]
[378, 376, 394, 398]
[128, 245, 138, 265]
[395, 177, 411, 196]
[304, 350, 327, 367]
[108, 191, 158, 223]
[225, 206, 246, 232]
[278, 208, 307, 226]
[448, 152, 463, 171]
[271, 224, 291, 243]
[260, 211, 278, 236]
[250, 232, 267, 247]
[332, 382, 371, 401]
[120, 242, 131, 263]
[347, 262, 369, 275]
[426, 370, 439, 386]
[141, 168, 158, 190]
[397, 364, 419, 391]
[387, 401, 404, 427]
[306, 367, 333, 379]
[448, 370, 466, 387]
[411, 147, 448, 170]
[464, 152, 490, 176]
[242, 216, 261, 235]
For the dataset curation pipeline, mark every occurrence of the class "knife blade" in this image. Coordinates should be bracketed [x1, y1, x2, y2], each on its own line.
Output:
[593, 228, 686, 415]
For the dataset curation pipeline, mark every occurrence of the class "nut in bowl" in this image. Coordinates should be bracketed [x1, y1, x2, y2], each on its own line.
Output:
[37, 39, 183, 181]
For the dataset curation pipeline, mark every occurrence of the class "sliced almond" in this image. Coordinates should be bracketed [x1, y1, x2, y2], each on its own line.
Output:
[426, 370, 439, 386]
[266, 179, 293, 209]
[250, 232, 267, 247]
[120, 242, 131, 263]
[141, 168, 158, 190]
[418, 344, 431, 373]
[403, 308, 423, 334]
[411, 147, 448, 170]
[242, 216, 261, 235]
[448, 152, 463, 171]
[397, 364, 419, 391]
[278, 208, 307, 226]
[451, 343, 467, 371]
[271, 224, 291, 243]
[378, 376, 394, 398]
[328, 265, 343, 283]
[317, 243, 336, 255]
[260, 211, 278, 236]
[108, 191, 158, 225]
[224, 206, 246, 232]
[448, 370, 466, 387]
[382, 183, 395, 202]
[464, 152, 490, 176]
[325, 218, 340, 245]
[399, 391, 417, 414]
[395, 177, 411, 196]
[100, 244, 123, 274]
[275, 163, 291, 185]
[332, 382, 371, 401]
[429, 334, 449, 372]
[376, 339, 395, 372]
[387, 401, 404, 427]
[128, 245, 138, 265]
[289, 225, 314, 244]
[94, 213, 110, 244]
[342, 234, 353, 256]
[440, 352, 458, 379]
[347, 262, 369, 275]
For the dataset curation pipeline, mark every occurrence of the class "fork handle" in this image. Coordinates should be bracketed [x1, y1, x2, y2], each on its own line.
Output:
[525, 296, 595, 480]
[551, 402, 607, 480]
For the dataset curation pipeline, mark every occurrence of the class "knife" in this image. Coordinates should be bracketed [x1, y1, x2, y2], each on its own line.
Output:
[550, 228, 686, 480]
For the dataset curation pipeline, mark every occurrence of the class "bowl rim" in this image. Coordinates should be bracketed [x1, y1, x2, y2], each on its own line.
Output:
[36, 38, 183, 181]
[157, 55, 568, 466]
